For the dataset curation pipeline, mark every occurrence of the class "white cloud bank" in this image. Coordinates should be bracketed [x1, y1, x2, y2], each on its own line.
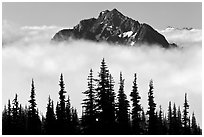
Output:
[2, 21, 202, 127]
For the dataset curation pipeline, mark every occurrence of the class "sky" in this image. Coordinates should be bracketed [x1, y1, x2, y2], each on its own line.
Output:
[2, 2, 202, 30]
[2, 2, 202, 128]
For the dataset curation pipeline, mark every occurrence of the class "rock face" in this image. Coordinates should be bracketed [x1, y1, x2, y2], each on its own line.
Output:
[52, 8, 173, 48]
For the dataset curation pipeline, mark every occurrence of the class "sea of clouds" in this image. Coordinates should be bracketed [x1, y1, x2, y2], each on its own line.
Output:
[2, 21, 202, 127]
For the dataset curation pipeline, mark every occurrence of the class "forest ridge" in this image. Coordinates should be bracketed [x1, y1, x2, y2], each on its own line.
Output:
[2, 58, 202, 135]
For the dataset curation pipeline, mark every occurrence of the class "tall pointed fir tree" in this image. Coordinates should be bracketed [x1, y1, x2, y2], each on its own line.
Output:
[141, 108, 147, 134]
[65, 96, 72, 134]
[56, 101, 60, 127]
[191, 112, 199, 134]
[177, 106, 182, 134]
[12, 94, 20, 134]
[96, 58, 116, 134]
[27, 79, 41, 134]
[147, 79, 157, 135]
[18, 104, 28, 134]
[116, 72, 130, 134]
[182, 93, 190, 134]
[130, 73, 142, 134]
[2, 105, 8, 134]
[82, 69, 97, 134]
[71, 107, 80, 134]
[172, 103, 179, 134]
[2, 100, 12, 134]
[56, 73, 67, 134]
[107, 73, 116, 131]
[45, 96, 56, 134]
[167, 101, 173, 134]
[158, 105, 164, 134]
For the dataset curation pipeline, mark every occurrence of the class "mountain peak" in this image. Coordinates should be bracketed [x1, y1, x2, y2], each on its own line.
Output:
[52, 9, 174, 48]
[110, 8, 121, 14]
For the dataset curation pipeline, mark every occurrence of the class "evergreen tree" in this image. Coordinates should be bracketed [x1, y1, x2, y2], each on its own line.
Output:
[162, 112, 168, 134]
[71, 107, 80, 134]
[130, 73, 142, 134]
[45, 96, 56, 134]
[27, 79, 41, 134]
[191, 112, 198, 134]
[55, 101, 60, 132]
[140, 108, 147, 134]
[176, 106, 182, 134]
[167, 101, 173, 134]
[116, 72, 130, 134]
[56, 73, 67, 134]
[158, 105, 164, 134]
[172, 103, 179, 134]
[2, 100, 12, 135]
[82, 69, 97, 134]
[18, 104, 27, 134]
[95, 58, 115, 134]
[107, 73, 116, 130]
[182, 93, 189, 134]
[65, 96, 72, 134]
[147, 79, 157, 135]
[11, 94, 20, 134]
[12, 94, 19, 122]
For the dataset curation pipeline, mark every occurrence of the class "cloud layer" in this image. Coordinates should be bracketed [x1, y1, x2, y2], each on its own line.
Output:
[2, 21, 202, 127]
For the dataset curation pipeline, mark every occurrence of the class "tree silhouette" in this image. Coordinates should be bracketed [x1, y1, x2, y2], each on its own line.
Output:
[130, 73, 142, 134]
[95, 58, 116, 134]
[70, 107, 80, 134]
[140, 108, 148, 134]
[182, 93, 190, 134]
[27, 79, 41, 134]
[116, 72, 130, 134]
[56, 73, 68, 134]
[45, 96, 56, 134]
[82, 69, 97, 134]
[167, 101, 173, 134]
[11, 94, 21, 134]
[157, 105, 164, 134]
[171, 103, 180, 134]
[147, 79, 157, 134]
[191, 112, 201, 135]
[65, 96, 72, 134]
[2, 100, 12, 134]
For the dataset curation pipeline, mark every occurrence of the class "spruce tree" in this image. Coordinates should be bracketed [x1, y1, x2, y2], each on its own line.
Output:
[18, 104, 27, 134]
[82, 69, 97, 134]
[45, 96, 56, 134]
[65, 96, 72, 134]
[167, 101, 173, 134]
[12, 94, 20, 134]
[27, 79, 41, 134]
[2, 100, 12, 135]
[191, 112, 198, 134]
[56, 73, 67, 134]
[107, 74, 116, 129]
[96, 58, 115, 134]
[182, 93, 189, 134]
[55, 101, 60, 131]
[177, 106, 182, 134]
[158, 105, 163, 134]
[172, 103, 179, 134]
[71, 107, 80, 134]
[147, 79, 157, 135]
[140, 108, 147, 134]
[2, 105, 7, 134]
[130, 73, 142, 134]
[116, 72, 130, 134]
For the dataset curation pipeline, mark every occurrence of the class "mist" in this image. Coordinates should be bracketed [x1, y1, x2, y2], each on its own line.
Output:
[2, 21, 202, 127]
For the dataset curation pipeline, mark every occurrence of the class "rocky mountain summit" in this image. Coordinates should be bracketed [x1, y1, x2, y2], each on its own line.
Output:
[52, 8, 176, 48]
